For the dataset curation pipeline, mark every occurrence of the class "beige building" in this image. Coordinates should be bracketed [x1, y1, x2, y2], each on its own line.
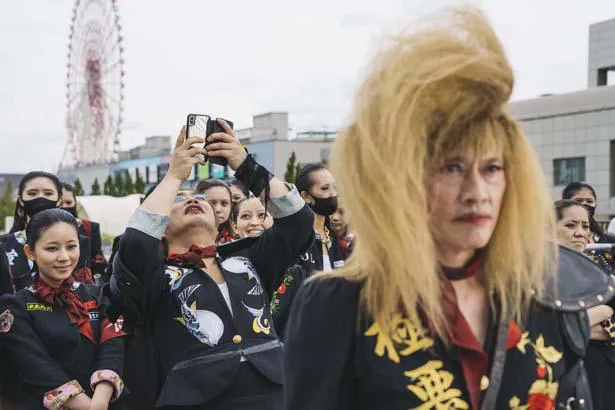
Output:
[508, 17, 615, 217]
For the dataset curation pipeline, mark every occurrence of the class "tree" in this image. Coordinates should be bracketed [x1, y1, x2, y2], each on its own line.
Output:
[73, 178, 85, 196]
[134, 173, 146, 194]
[103, 175, 115, 196]
[284, 152, 299, 183]
[113, 173, 125, 197]
[90, 178, 101, 195]
[0, 181, 15, 232]
[124, 173, 135, 195]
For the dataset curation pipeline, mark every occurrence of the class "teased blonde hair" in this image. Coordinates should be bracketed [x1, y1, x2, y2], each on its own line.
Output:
[327, 7, 557, 338]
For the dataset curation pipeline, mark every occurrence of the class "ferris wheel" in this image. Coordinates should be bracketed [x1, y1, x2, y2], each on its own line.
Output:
[62, 0, 125, 168]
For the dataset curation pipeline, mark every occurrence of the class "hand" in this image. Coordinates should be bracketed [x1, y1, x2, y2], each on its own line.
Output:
[590, 323, 609, 340]
[587, 304, 613, 327]
[64, 393, 91, 410]
[167, 126, 207, 182]
[205, 118, 248, 170]
[89, 382, 114, 410]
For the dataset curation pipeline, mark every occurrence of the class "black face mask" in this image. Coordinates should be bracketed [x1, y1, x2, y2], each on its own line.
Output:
[309, 196, 338, 216]
[22, 197, 57, 218]
[64, 206, 78, 217]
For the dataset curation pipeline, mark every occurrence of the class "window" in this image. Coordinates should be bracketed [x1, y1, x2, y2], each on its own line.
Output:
[553, 157, 585, 186]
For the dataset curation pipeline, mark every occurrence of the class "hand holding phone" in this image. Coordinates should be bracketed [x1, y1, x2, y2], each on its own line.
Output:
[205, 118, 247, 171]
[186, 114, 235, 166]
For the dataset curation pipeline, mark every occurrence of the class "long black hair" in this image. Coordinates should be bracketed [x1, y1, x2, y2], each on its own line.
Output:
[11, 171, 63, 233]
[26, 208, 79, 249]
[562, 182, 597, 202]
[295, 163, 327, 196]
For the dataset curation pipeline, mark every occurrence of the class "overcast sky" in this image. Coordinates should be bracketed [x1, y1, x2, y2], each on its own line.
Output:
[1, 0, 614, 173]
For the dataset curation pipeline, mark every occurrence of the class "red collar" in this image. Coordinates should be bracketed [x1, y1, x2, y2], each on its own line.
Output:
[166, 244, 218, 268]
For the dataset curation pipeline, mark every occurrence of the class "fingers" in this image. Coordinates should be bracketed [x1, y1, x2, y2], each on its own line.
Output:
[205, 149, 233, 158]
[207, 132, 236, 144]
[175, 126, 187, 149]
[217, 118, 235, 136]
[205, 142, 237, 151]
[181, 136, 206, 150]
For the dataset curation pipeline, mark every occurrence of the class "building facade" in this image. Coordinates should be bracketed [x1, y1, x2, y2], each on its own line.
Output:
[508, 17, 615, 218]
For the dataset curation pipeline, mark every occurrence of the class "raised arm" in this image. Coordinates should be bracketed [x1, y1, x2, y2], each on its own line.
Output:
[109, 127, 207, 320]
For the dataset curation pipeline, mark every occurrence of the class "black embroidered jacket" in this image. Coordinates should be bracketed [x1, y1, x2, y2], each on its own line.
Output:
[109, 188, 313, 408]
[0, 283, 126, 409]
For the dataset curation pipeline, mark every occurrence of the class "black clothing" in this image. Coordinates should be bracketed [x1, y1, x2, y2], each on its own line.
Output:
[270, 231, 345, 340]
[110, 190, 313, 409]
[0, 282, 126, 409]
[585, 250, 615, 410]
[283, 247, 613, 410]
[78, 219, 108, 278]
[0, 227, 97, 294]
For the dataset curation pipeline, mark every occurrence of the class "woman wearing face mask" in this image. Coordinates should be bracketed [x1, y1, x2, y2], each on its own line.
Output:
[554, 199, 615, 410]
[61, 183, 108, 282]
[0, 172, 63, 294]
[0, 209, 126, 409]
[283, 8, 615, 409]
[269, 164, 346, 339]
[196, 179, 237, 244]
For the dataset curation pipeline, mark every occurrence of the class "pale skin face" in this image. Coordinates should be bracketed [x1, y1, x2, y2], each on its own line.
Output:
[166, 190, 217, 237]
[24, 222, 80, 288]
[61, 189, 76, 209]
[556, 205, 590, 253]
[569, 188, 596, 208]
[426, 151, 507, 268]
[233, 198, 268, 238]
[204, 186, 232, 227]
[20, 177, 60, 204]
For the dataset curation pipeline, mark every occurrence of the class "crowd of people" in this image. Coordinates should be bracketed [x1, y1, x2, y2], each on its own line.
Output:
[1, 6, 615, 410]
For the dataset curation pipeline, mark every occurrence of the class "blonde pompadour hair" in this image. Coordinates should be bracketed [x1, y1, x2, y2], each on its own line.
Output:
[326, 7, 557, 338]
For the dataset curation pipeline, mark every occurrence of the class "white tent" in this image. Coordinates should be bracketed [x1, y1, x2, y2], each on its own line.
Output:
[78, 194, 142, 236]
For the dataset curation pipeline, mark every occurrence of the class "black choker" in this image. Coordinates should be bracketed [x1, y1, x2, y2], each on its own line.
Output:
[441, 252, 483, 281]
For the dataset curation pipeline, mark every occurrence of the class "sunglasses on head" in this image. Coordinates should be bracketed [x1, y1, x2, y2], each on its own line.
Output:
[174, 193, 208, 203]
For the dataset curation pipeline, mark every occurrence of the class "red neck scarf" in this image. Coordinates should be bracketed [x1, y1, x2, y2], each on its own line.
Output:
[166, 244, 218, 269]
[441, 252, 483, 281]
[32, 275, 94, 342]
[217, 227, 236, 245]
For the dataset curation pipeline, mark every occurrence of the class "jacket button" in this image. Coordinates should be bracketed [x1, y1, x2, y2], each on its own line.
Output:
[232, 334, 242, 344]
[480, 375, 489, 391]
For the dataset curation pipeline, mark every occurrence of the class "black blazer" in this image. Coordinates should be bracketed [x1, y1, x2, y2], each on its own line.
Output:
[109, 189, 313, 408]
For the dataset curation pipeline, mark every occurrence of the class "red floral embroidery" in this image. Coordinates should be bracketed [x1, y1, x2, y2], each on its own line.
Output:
[278, 283, 287, 294]
[506, 321, 522, 349]
[527, 392, 554, 410]
[536, 366, 547, 378]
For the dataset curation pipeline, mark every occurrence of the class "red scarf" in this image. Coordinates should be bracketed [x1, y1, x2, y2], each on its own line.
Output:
[32, 275, 95, 342]
[73, 267, 94, 284]
[217, 227, 236, 245]
[166, 244, 218, 269]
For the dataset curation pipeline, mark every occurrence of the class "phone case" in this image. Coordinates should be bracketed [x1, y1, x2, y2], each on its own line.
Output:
[205, 118, 234, 167]
[186, 113, 210, 162]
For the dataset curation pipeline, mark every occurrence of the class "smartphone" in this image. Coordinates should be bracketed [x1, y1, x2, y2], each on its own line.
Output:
[206, 118, 234, 167]
[186, 114, 210, 163]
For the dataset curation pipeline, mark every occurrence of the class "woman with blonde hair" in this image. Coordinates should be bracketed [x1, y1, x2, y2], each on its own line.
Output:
[283, 7, 614, 410]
